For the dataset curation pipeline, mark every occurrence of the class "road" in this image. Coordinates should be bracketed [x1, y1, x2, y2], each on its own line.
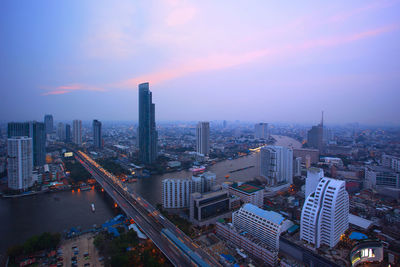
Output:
[75, 150, 220, 267]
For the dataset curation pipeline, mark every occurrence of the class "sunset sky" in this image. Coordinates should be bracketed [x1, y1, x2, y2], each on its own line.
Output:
[1, 0, 400, 125]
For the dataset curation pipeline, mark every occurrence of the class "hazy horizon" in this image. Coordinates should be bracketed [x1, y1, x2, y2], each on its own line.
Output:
[1, 0, 400, 125]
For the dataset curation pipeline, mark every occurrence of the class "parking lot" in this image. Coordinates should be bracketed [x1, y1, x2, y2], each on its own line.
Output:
[59, 233, 103, 267]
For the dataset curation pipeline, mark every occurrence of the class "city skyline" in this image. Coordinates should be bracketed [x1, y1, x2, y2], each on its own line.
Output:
[1, 1, 400, 125]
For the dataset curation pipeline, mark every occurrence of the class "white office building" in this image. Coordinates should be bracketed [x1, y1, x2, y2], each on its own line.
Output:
[300, 177, 349, 248]
[382, 154, 400, 172]
[162, 172, 217, 209]
[260, 146, 293, 186]
[254, 123, 269, 139]
[233, 203, 284, 251]
[305, 168, 324, 199]
[196, 121, 210, 155]
[7, 137, 33, 190]
[162, 179, 192, 209]
[294, 157, 302, 177]
[73, 120, 82, 145]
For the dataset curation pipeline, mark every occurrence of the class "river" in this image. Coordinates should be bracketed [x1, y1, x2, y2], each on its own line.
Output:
[129, 135, 302, 205]
[0, 135, 301, 262]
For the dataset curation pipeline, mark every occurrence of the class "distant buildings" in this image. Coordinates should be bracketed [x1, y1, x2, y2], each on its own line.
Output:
[138, 82, 158, 164]
[7, 121, 46, 167]
[307, 112, 324, 152]
[162, 172, 217, 209]
[228, 182, 264, 207]
[294, 157, 302, 177]
[196, 121, 210, 156]
[93, 119, 102, 148]
[65, 124, 71, 143]
[365, 166, 400, 198]
[44, 114, 53, 134]
[305, 168, 324, 199]
[73, 120, 82, 145]
[7, 137, 33, 190]
[382, 154, 400, 172]
[57, 122, 65, 141]
[216, 204, 284, 266]
[254, 123, 269, 139]
[300, 177, 349, 248]
[293, 148, 319, 165]
[260, 145, 293, 187]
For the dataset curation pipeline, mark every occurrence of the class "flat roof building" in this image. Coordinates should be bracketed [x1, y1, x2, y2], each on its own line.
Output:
[228, 182, 264, 207]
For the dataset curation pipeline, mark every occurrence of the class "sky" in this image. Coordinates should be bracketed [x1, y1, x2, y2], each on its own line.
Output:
[1, 0, 400, 125]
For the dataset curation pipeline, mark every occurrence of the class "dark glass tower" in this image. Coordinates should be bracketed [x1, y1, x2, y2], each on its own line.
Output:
[44, 114, 53, 134]
[65, 124, 71, 143]
[92, 119, 102, 148]
[138, 82, 157, 164]
[8, 121, 46, 167]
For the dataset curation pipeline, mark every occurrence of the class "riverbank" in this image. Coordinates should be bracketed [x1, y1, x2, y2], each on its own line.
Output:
[128, 135, 302, 206]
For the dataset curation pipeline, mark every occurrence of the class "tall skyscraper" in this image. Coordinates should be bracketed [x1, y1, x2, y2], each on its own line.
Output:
[7, 137, 33, 190]
[307, 111, 324, 151]
[196, 121, 210, 155]
[92, 119, 102, 148]
[254, 123, 269, 139]
[260, 146, 293, 186]
[8, 121, 46, 167]
[57, 122, 65, 141]
[73, 120, 82, 145]
[65, 124, 71, 143]
[44, 114, 53, 134]
[300, 177, 349, 248]
[138, 82, 158, 164]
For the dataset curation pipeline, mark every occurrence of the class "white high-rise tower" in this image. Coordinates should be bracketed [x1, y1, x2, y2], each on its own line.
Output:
[260, 146, 293, 186]
[73, 120, 82, 145]
[300, 177, 349, 248]
[196, 122, 210, 156]
[7, 137, 33, 190]
[305, 168, 324, 198]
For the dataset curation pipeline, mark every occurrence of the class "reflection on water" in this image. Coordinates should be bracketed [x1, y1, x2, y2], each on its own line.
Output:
[0, 189, 115, 260]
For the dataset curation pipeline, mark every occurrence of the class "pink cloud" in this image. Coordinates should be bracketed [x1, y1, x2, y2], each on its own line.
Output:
[42, 84, 105, 96]
[116, 23, 399, 88]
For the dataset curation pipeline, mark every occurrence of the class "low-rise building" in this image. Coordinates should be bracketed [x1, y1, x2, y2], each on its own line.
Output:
[228, 182, 264, 207]
[189, 190, 232, 226]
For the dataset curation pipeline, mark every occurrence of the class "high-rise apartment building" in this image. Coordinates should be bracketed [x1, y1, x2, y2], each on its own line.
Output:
[294, 157, 302, 177]
[57, 122, 65, 141]
[196, 121, 210, 156]
[307, 112, 324, 151]
[7, 121, 46, 167]
[161, 172, 217, 209]
[162, 179, 192, 209]
[7, 137, 33, 190]
[233, 204, 284, 251]
[44, 114, 53, 134]
[260, 146, 293, 186]
[305, 168, 324, 198]
[73, 120, 82, 145]
[92, 119, 102, 148]
[300, 177, 349, 248]
[254, 123, 269, 139]
[65, 124, 71, 143]
[138, 82, 158, 164]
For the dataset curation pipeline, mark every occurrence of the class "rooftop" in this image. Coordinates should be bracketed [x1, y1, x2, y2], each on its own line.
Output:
[232, 183, 263, 194]
[242, 204, 285, 225]
[349, 214, 373, 230]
